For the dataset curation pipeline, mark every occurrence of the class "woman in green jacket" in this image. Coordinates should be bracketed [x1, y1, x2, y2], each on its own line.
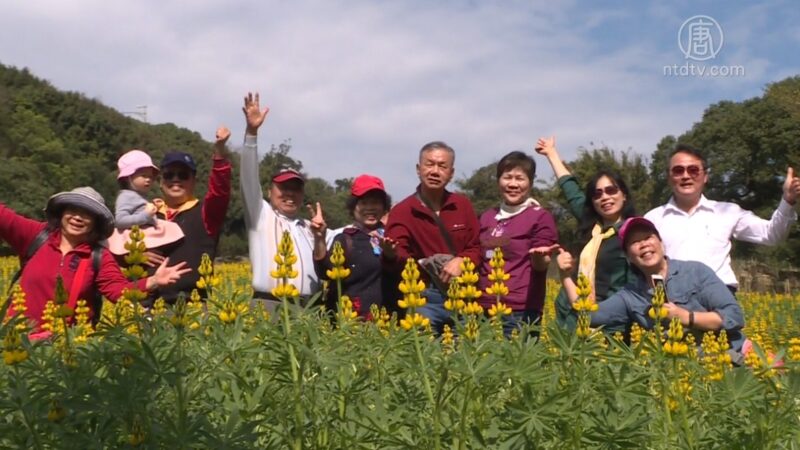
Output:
[535, 137, 637, 332]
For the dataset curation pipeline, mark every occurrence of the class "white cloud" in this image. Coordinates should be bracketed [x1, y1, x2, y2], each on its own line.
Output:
[0, 0, 794, 202]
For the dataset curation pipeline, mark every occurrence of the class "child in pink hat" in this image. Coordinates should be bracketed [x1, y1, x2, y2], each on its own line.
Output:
[108, 149, 184, 255]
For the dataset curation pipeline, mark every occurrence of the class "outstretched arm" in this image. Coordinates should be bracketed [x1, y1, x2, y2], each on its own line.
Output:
[202, 126, 232, 238]
[535, 136, 586, 219]
[240, 92, 271, 228]
[732, 167, 799, 245]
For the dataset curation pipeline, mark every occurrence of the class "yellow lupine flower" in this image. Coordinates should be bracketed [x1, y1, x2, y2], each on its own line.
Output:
[400, 313, 430, 331]
[2, 328, 28, 366]
[488, 301, 512, 318]
[398, 259, 427, 315]
[271, 231, 301, 300]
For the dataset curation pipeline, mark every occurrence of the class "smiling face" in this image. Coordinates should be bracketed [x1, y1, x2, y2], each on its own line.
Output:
[269, 179, 304, 218]
[498, 166, 531, 206]
[668, 151, 708, 206]
[129, 167, 157, 194]
[353, 191, 388, 229]
[60, 207, 96, 243]
[591, 175, 627, 224]
[624, 227, 666, 274]
[159, 163, 196, 207]
[417, 149, 454, 192]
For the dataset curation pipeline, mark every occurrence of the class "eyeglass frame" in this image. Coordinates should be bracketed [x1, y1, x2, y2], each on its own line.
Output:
[161, 169, 194, 181]
[669, 164, 706, 178]
[591, 185, 621, 200]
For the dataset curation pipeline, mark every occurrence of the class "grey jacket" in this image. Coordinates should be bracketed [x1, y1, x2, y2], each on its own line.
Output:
[115, 189, 155, 230]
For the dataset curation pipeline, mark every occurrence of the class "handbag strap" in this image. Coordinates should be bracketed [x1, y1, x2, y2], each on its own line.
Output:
[68, 257, 92, 313]
[416, 192, 457, 255]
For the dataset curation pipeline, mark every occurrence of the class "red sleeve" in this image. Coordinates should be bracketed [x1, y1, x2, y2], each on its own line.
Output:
[201, 156, 232, 238]
[0, 203, 48, 256]
[383, 206, 413, 271]
[95, 249, 145, 302]
[457, 198, 482, 265]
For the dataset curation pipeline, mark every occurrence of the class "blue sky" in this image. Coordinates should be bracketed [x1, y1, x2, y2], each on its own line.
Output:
[1, 0, 798, 200]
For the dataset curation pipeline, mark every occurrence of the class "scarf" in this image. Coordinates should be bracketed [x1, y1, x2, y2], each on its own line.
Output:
[578, 224, 616, 300]
[495, 197, 540, 221]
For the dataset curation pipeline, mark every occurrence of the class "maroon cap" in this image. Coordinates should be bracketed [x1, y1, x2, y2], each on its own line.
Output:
[272, 168, 304, 184]
[351, 174, 386, 197]
[618, 217, 661, 248]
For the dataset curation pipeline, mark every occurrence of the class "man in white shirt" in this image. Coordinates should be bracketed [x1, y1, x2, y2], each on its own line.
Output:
[645, 144, 800, 290]
[240, 92, 332, 306]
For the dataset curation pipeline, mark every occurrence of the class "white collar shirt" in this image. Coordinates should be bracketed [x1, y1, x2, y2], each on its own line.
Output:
[644, 195, 797, 286]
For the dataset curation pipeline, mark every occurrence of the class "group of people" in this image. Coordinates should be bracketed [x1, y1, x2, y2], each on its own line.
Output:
[3, 92, 800, 355]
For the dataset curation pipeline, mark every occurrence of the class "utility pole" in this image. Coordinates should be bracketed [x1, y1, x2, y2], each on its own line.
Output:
[123, 105, 148, 123]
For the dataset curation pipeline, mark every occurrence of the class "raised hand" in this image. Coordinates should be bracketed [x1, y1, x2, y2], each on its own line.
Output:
[529, 243, 560, 271]
[242, 92, 270, 135]
[307, 202, 327, 238]
[783, 167, 800, 205]
[534, 136, 557, 157]
[555, 248, 574, 274]
[529, 243, 561, 257]
[147, 258, 192, 289]
[379, 236, 398, 260]
[213, 126, 232, 158]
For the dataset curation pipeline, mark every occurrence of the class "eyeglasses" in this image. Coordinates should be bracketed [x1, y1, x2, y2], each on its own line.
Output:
[162, 170, 192, 181]
[670, 165, 704, 178]
[592, 185, 620, 200]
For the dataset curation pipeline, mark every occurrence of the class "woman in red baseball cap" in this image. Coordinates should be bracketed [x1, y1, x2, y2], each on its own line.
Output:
[314, 174, 398, 317]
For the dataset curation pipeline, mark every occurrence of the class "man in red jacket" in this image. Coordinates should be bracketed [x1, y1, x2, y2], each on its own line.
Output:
[384, 141, 481, 332]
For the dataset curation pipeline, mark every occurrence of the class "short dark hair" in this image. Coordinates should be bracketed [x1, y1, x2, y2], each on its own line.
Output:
[669, 143, 708, 170]
[419, 141, 455, 164]
[496, 151, 535, 182]
[345, 191, 392, 218]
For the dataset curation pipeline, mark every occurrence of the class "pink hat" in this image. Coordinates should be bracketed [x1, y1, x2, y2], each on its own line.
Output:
[117, 149, 159, 179]
[618, 217, 661, 248]
[351, 174, 386, 196]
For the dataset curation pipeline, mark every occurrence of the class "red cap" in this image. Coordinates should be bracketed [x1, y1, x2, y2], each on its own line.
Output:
[351, 174, 386, 196]
[618, 217, 661, 248]
[272, 168, 304, 184]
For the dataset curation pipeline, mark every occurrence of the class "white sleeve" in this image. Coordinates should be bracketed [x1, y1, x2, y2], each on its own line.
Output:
[732, 199, 797, 245]
[240, 134, 264, 229]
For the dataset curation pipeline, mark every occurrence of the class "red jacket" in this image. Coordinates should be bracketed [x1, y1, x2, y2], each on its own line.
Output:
[1, 203, 147, 327]
[385, 188, 481, 270]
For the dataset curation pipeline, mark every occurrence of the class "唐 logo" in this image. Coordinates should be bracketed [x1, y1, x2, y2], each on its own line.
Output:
[678, 15, 724, 61]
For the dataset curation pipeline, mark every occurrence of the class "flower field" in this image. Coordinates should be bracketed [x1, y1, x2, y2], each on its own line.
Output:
[1, 238, 800, 449]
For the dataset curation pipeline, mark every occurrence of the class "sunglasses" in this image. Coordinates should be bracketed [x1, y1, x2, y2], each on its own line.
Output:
[592, 185, 620, 200]
[162, 170, 193, 181]
[670, 164, 704, 178]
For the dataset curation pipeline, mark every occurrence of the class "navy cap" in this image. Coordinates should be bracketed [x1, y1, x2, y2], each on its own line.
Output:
[160, 151, 197, 172]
